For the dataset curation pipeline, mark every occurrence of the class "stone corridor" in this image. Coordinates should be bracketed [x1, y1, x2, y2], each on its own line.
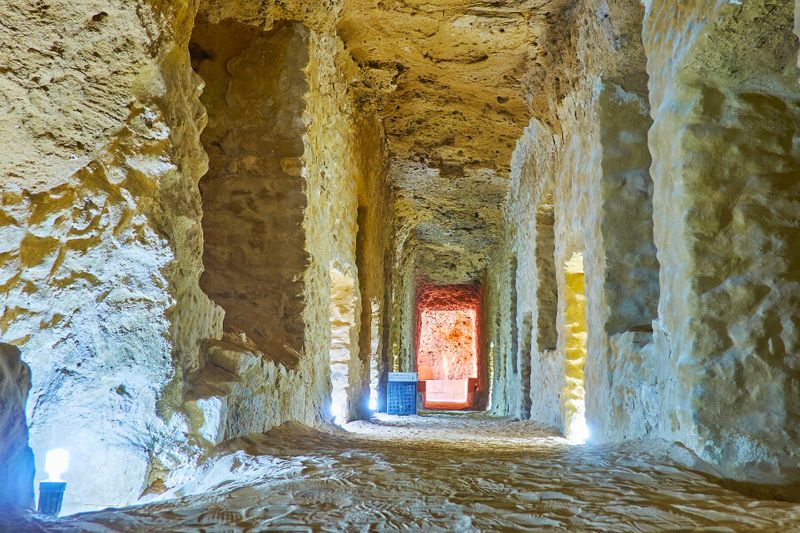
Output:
[1, 0, 800, 530]
[6, 414, 800, 532]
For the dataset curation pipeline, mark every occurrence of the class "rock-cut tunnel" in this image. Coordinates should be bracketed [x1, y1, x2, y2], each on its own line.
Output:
[1, 0, 800, 531]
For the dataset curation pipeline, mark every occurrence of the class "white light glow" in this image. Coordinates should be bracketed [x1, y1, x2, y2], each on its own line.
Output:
[368, 394, 378, 411]
[330, 403, 346, 426]
[44, 448, 70, 482]
[567, 413, 590, 445]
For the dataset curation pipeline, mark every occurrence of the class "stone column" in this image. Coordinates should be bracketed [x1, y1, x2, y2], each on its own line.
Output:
[645, 0, 800, 482]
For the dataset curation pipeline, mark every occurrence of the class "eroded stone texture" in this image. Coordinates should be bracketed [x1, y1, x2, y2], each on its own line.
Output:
[644, 0, 800, 482]
[0, 1, 166, 192]
[302, 29, 391, 425]
[0, 343, 34, 510]
[0, 0, 391, 512]
[488, 0, 800, 486]
[529, 207, 559, 423]
[487, 0, 663, 433]
[191, 19, 310, 366]
[338, 0, 539, 172]
[415, 285, 482, 380]
[1, 0, 799, 513]
[414, 283, 485, 409]
[15, 415, 800, 532]
[383, 164, 507, 393]
[183, 5, 392, 445]
[0, 0, 221, 513]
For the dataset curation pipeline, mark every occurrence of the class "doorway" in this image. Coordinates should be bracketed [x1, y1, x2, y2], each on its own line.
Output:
[415, 284, 482, 410]
[563, 252, 588, 442]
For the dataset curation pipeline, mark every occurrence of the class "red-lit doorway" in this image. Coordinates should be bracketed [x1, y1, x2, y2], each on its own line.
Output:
[415, 284, 482, 410]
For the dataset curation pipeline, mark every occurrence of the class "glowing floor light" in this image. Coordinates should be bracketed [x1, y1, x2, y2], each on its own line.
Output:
[368, 392, 378, 411]
[329, 402, 346, 426]
[38, 448, 69, 516]
[567, 412, 590, 445]
[44, 448, 70, 482]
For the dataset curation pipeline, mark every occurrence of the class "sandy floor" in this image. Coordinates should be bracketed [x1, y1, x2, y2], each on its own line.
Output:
[5, 412, 800, 532]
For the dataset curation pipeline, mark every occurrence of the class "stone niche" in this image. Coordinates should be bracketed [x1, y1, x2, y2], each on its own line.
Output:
[0, 343, 34, 510]
[414, 283, 487, 410]
[190, 19, 310, 366]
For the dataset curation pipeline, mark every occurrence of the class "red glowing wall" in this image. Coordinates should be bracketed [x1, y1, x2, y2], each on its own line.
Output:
[417, 310, 477, 381]
[415, 284, 483, 410]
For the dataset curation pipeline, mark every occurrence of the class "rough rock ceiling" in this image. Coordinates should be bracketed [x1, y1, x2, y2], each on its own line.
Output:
[391, 162, 507, 283]
[339, 0, 545, 170]
[338, 0, 569, 283]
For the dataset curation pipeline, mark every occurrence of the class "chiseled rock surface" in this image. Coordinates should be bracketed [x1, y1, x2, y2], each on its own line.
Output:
[0, 343, 34, 510]
[1, 0, 798, 517]
[491, 0, 800, 486]
[0, 0, 220, 513]
[489, 0, 655, 425]
[338, 0, 544, 172]
[644, 0, 800, 482]
[1, 0, 393, 513]
[191, 19, 310, 366]
[184, 339, 321, 446]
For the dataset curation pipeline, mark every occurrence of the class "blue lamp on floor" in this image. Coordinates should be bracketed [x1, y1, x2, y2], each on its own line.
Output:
[38, 449, 69, 516]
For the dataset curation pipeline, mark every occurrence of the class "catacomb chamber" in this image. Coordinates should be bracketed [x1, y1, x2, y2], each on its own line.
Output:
[2, 0, 800, 523]
[414, 284, 484, 410]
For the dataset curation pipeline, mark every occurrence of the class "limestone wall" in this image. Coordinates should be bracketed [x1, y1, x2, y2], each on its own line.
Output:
[644, 0, 800, 482]
[481, 249, 511, 416]
[352, 114, 392, 418]
[497, 81, 611, 431]
[487, 0, 658, 428]
[302, 29, 390, 425]
[183, 13, 390, 441]
[184, 5, 391, 440]
[0, 344, 35, 510]
[0, 0, 220, 513]
[0, 0, 390, 512]
[386, 241, 417, 376]
[492, 0, 800, 484]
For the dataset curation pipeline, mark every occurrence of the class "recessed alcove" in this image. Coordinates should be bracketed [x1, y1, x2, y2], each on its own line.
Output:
[415, 284, 484, 410]
[563, 252, 588, 443]
[190, 18, 310, 366]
